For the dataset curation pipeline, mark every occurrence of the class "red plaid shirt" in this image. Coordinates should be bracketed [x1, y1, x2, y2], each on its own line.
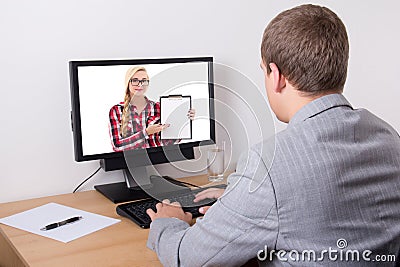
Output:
[108, 97, 175, 151]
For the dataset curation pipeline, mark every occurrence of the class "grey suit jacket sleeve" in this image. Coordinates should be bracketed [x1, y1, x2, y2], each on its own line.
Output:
[147, 147, 279, 266]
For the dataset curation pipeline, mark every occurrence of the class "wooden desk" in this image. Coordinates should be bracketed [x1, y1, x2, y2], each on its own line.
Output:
[0, 174, 221, 267]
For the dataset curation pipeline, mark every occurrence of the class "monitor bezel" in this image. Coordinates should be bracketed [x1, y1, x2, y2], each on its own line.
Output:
[69, 56, 215, 166]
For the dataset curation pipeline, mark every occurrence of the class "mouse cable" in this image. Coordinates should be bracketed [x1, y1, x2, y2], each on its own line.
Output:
[162, 175, 202, 189]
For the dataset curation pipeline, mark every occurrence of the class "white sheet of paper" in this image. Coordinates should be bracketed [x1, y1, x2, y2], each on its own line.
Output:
[0, 203, 120, 243]
[160, 96, 191, 139]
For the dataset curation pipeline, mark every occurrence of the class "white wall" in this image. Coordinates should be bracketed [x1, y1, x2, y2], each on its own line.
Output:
[1, 0, 399, 203]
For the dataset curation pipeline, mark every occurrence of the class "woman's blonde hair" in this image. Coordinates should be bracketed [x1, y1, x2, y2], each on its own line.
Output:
[121, 66, 148, 137]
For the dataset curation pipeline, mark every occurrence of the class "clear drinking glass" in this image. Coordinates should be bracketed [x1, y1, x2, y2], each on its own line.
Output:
[207, 142, 225, 182]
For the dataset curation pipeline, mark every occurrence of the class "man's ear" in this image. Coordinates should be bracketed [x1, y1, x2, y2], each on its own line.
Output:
[269, 63, 286, 93]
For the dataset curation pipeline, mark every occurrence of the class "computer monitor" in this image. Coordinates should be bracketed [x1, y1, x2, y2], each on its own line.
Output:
[69, 57, 215, 203]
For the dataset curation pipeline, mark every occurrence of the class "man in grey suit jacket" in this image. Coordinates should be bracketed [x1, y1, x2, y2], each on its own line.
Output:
[146, 4, 400, 266]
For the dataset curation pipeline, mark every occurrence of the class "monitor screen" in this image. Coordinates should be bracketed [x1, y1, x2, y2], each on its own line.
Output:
[69, 57, 215, 171]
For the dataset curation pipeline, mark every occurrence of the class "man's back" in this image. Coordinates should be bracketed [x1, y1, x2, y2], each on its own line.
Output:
[264, 93, 400, 265]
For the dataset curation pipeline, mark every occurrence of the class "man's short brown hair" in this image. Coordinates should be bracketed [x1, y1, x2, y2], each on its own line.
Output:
[261, 4, 349, 95]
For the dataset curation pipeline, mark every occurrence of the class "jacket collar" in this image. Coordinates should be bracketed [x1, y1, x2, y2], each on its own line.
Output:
[288, 93, 353, 126]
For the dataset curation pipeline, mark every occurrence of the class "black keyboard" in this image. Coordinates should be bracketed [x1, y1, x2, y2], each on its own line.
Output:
[116, 184, 226, 228]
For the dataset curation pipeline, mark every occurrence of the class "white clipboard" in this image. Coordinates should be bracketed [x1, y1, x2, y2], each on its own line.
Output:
[160, 95, 192, 139]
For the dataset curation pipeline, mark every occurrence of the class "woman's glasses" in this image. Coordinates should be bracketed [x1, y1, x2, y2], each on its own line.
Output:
[129, 79, 150, 86]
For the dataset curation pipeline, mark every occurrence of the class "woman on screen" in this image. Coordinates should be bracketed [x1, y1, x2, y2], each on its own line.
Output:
[108, 66, 194, 151]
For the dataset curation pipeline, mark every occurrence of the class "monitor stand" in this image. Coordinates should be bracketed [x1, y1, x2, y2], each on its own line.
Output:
[95, 167, 190, 204]
[94, 181, 150, 204]
[94, 167, 152, 204]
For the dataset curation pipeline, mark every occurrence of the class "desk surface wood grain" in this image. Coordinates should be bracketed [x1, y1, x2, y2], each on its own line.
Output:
[0, 174, 223, 267]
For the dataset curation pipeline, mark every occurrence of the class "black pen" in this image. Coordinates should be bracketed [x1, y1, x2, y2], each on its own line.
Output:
[40, 216, 83, 231]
